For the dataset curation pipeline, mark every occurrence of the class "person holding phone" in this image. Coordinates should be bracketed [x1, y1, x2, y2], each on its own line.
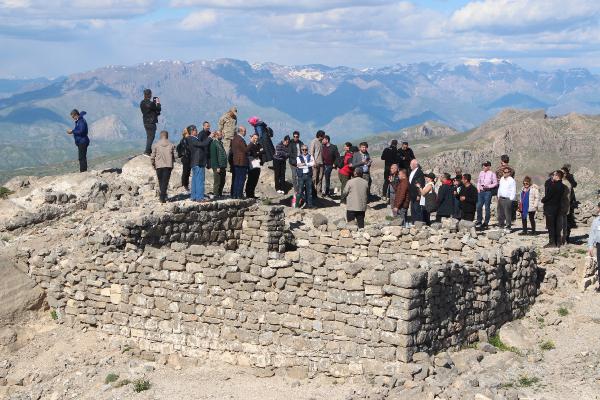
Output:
[140, 89, 161, 156]
[66, 109, 90, 172]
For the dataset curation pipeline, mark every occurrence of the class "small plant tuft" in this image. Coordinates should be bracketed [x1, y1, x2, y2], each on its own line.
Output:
[132, 379, 151, 393]
[50, 310, 58, 320]
[517, 375, 539, 387]
[540, 340, 555, 351]
[0, 187, 13, 199]
[105, 373, 119, 384]
[121, 345, 132, 354]
[536, 317, 545, 328]
[557, 307, 569, 317]
[489, 334, 520, 354]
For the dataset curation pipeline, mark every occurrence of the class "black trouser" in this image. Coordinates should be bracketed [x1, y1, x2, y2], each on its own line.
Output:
[382, 164, 391, 197]
[246, 168, 260, 198]
[597, 244, 600, 282]
[273, 159, 286, 192]
[77, 143, 88, 172]
[422, 209, 431, 225]
[545, 213, 562, 247]
[144, 124, 157, 155]
[521, 211, 536, 233]
[213, 168, 226, 196]
[156, 167, 172, 202]
[181, 159, 191, 189]
[411, 201, 423, 223]
[347, 210, 366, 229]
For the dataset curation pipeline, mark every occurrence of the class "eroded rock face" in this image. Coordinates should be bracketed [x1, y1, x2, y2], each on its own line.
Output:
[0, 257, 44, 325]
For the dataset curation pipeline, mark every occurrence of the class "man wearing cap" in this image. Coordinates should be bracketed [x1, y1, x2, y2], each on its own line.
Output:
[381, 140, 399, 199]
[397, 141, 415, 172]
[476, 161, 498, 229]
[587, 202, 600, 291]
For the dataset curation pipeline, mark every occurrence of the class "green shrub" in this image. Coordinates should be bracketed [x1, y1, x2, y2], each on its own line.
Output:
[489, 334, 520, 354]
[105, 373, 119, 384]
[540, 340, 555, 351]
[133, 379, 151, 393]
[557, 307, 569, 317]
[50, 310, 58, 320]
[518, 375, 539, 387]
[0, 187, 13, 199]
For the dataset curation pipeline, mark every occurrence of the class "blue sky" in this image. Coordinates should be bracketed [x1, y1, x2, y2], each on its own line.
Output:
[1, 0, 600, 77]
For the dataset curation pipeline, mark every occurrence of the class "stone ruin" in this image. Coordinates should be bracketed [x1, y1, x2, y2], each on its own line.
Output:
[14, 198, 543, 380]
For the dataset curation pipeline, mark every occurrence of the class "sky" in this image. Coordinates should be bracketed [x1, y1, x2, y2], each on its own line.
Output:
[1, 0, 600, 77]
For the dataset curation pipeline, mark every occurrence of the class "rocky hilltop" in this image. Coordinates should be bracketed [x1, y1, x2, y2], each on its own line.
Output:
[0, 155, 599, 400]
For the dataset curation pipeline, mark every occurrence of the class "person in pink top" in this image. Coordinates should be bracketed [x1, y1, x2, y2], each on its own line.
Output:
[476, 161, 498, 229]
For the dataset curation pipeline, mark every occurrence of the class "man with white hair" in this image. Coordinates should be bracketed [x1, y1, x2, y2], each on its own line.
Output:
[408, 159, 425, 223]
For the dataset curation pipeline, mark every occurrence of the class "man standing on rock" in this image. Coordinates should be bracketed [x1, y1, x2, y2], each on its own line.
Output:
[218, 107, 237, 155]
[209, 131, 227, 198]
[296, 145, 315, 209]
[309, 130, 325, 198]
[392, 168, 410, 226]
[458, 174, 478, 221]
[587, 202, 600, 290]
[188, 125, 213, 202]
[541, 170, 566, 248]
[231, 126, 248, 199]
[66, 109, 90, 173]
[321, 135, 339, 197]
[140, 89, 161, 156]
[287, 131, 304, 205]
[350, 142, 372, 197]
[497, 168, 516, 232]
[397, 141, 415, 172]
[341, 168, 369, 229]
[408, 159, 425, 223]
[381, 140, 399, 199]
[476, 161, 498, 229]
[150, 130, 176, 203]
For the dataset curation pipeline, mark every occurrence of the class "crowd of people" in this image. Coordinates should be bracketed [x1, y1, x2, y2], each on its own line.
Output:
[65, 91, 597, 255]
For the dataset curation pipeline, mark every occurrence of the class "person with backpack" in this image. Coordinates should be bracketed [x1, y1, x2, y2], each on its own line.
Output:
[140, 89, 161, 156]
[321, 135, 340, 197]
[338, 143, 354, 201]
[416, 172, 436, 225]
[381, 140, 399, 199]
[273, 136, 290, 194]
[296, 145, 315, 208]
[248, 116, 275, 164]
[209, 131, 227, 198]
[150, 130, 176, 203]
[436, 173, 455, 222]
[176, 127, 191, 190]
[66, 109, 90, 172]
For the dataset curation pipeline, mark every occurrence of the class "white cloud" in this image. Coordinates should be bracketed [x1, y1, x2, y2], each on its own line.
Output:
[180, 10, 217, 30]
[170, 0, 396, 12]
[450, 0, 600, 34]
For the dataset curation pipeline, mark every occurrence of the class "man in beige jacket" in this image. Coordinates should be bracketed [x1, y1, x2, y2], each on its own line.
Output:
[341, 168, 369, 229]
[151, 130, 176, 203]
[218, 107, 238, 155]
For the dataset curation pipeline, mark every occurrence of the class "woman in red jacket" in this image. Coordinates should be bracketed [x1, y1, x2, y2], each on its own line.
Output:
[338, 142, 354, 200]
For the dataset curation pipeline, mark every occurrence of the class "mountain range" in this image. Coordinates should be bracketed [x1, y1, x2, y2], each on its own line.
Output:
[2, 58, 600, 175]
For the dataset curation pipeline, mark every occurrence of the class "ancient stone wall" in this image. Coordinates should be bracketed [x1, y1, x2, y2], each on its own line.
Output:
[23, 205, 540, 378]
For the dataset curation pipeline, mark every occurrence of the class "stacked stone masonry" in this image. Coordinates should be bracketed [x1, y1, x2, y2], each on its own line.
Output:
[25, 203, 541, 378]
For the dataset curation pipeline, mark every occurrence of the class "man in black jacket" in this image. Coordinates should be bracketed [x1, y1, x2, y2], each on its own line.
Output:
[397, 141, 415, 172]
[287, 131, 304, 196]
[408, 159, 425, 223]
[381, 140, 398, 199]
[140, 89, 162, 156]
[187, 125, 213, 202]
[542, 170, 566, 248]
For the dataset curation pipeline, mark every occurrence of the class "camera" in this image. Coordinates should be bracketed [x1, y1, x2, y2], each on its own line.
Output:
[153, 97, 157, 102]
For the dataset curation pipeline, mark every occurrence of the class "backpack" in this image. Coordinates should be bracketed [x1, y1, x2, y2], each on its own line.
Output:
[176, 139, 191, 160]
[334, 153, 345, 169]
[425, 188, 438, 213]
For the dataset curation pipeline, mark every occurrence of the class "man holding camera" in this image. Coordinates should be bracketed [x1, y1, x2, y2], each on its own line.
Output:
[140, 89, 162, 156]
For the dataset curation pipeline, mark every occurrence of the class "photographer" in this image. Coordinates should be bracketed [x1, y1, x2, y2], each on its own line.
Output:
[140, 89, 161, 156]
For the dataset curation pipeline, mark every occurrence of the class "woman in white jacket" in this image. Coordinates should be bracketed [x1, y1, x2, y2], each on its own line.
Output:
[518, 176, 540, 235]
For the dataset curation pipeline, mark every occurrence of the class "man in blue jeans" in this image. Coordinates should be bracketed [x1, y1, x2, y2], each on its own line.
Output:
[296, 145, 315, 208]
[476, 161, 498, 229]
[187, 125, 212, 201]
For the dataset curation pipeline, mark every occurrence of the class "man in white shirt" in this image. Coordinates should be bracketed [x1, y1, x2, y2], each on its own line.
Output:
[296, 145, 315, 208]
[497, 167, 516, 231]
